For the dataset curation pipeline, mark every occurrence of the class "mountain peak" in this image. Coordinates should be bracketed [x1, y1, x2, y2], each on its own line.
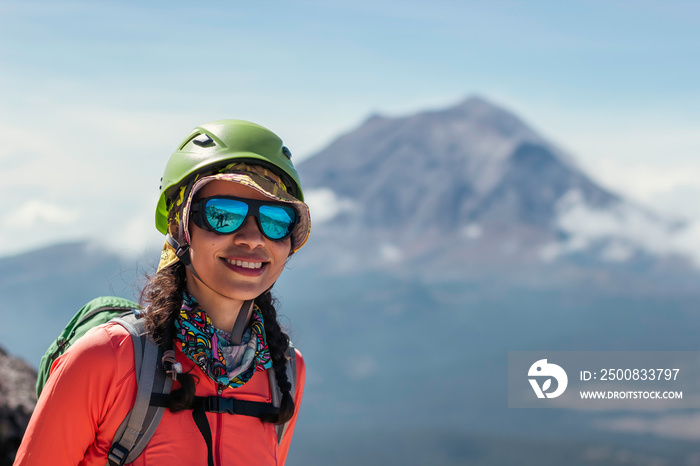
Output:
[300, 95, 552, 207]
[297, 96, 682, 276]
[453, 94, 502, 112]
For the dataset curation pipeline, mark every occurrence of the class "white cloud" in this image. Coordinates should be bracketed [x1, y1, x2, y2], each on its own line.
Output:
[556, 190, 679, 254]
[0, 200, 84, 256]
[304, 188, 357, 224]
[514, 102, 700, 224]
[461, 223, 482, 239]
[0, 103, 184, 258]
[540, 189, 700, 266]
[538, 243, 561, 262]
[600, 240, 635, 263]
[539, 235, 591, 262]
[648, 185, 700, 223]
[379, 243, 402, 263]
[99, 211, 164, 261]
[5, 200, 79, 228]
[585, 160, 700, 214]
[556, 190, 670, 248]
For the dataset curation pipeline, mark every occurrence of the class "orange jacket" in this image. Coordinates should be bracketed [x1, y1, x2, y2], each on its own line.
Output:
[15, 321, 305, 465]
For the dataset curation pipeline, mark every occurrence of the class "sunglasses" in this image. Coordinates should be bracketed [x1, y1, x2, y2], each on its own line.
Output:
[189, 195, 297, 241]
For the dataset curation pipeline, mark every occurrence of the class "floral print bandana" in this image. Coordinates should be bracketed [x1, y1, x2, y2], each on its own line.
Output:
[174, 292, 272, 388]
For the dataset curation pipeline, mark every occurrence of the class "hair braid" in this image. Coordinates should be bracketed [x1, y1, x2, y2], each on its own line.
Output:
[255, 290, 295, 424]
[140, 261, 198, 412]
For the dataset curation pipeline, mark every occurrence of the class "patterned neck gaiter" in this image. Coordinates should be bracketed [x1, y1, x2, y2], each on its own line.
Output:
[174, 292, 272, 388]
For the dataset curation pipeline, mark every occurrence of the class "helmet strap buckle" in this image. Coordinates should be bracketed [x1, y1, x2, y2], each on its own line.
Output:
[165, 233, 192, 266]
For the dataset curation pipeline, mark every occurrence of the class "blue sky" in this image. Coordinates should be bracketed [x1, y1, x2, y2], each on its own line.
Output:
[1, 0, 699, 257]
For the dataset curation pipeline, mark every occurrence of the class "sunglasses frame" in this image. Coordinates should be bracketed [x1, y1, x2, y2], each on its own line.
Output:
[189, 195, 298, 242]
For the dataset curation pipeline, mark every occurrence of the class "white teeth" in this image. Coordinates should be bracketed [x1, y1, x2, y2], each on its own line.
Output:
[225, 259, 263, 269]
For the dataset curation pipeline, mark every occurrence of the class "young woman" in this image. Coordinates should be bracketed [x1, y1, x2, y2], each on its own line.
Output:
[15, 119, 310, 465]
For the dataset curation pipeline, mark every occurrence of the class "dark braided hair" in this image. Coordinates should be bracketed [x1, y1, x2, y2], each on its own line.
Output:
[140, 261, 295, 424]
[255, 290, 294, 423]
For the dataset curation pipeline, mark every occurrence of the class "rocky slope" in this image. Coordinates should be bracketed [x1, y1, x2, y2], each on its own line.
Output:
[0, 346, 36, 465]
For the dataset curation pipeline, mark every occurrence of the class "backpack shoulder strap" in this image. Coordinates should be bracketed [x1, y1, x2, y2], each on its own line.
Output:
[268, 341, 297, 444]
[106, 313, 174, 466]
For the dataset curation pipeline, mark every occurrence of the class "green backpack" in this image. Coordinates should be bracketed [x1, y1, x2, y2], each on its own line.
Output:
[37, 296, 297, 466]
[37, 296, 175, 465]
[37, 296, 143, 396]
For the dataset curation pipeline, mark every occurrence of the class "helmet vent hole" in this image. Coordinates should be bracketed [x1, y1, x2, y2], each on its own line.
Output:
[282, 146, 292, 159]
[192, 134, 215, 147]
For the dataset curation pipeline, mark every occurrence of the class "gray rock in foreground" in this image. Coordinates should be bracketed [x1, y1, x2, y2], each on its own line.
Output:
[0, 346, 36, 466]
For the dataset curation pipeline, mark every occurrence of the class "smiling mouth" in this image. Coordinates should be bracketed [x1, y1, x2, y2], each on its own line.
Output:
[223, 258, 264, 269]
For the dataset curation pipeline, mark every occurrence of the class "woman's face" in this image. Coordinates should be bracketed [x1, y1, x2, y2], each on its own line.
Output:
[186, 180, 292, 305]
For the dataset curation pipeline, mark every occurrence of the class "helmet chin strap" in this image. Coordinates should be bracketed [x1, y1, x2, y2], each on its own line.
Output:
[165, 232, 255, 344]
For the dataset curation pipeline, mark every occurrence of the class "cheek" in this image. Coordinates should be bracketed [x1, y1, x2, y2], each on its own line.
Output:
[189, 228, 225, 258]
[270, 241, 292, 269]
[276, 240, 293, 260]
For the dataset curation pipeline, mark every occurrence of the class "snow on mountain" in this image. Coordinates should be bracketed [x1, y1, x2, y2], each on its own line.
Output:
[298, 96, 696, 277]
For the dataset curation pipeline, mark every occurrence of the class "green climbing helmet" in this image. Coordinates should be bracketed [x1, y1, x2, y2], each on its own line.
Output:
[155, 119, 304, 235]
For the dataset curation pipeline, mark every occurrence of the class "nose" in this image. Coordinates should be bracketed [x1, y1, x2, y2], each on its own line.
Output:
[232, 216, 266, 248]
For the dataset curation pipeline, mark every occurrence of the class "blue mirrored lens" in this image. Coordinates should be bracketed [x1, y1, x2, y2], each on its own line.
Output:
[259, 205, 296, 239]
[205, 198, 248, 233]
